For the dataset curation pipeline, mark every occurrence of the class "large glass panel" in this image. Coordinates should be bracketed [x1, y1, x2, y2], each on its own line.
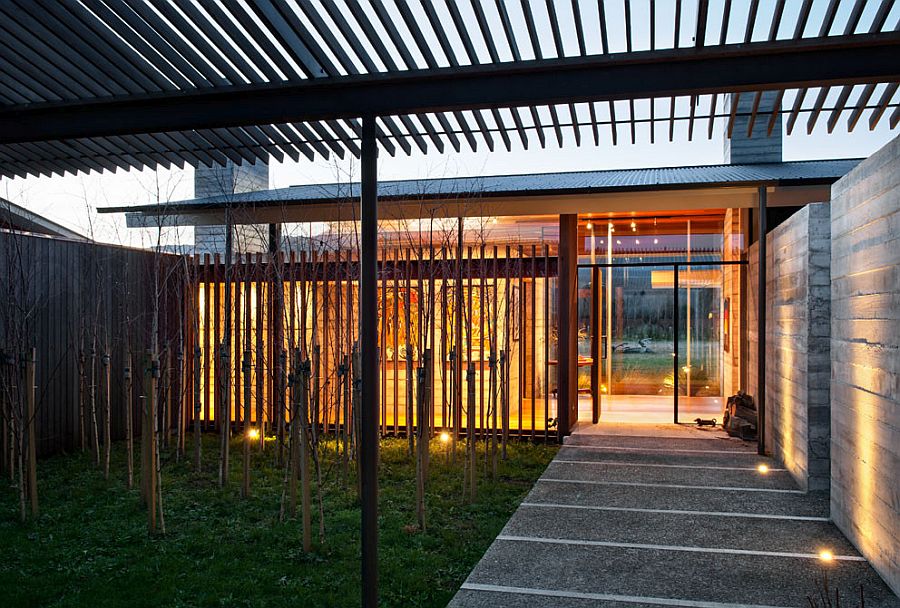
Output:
[600, 264, 676, 422]
[677, 263, 725, 423]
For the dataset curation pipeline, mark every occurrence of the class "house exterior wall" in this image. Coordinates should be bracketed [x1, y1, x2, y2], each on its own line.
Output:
[747, 203, 831, 491]
[830, 135, 900, 596]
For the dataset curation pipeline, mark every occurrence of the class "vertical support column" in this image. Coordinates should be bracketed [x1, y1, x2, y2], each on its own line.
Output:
[557, 214, 578, 439]
[359, 116, 379, 608]
[757, 187, 767, 455]
[270, 224, 284, 439]
[673, 264, 680, 424]
[591, 266, 600, 423]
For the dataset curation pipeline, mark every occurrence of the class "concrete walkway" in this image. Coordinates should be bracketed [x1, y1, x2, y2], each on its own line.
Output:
[449, 424, 899, 608]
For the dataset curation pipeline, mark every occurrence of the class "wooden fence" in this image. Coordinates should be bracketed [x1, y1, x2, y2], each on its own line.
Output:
[1, 233, 560, 461]
[185, 244, 559, 443]
[0, 230, 180, 458]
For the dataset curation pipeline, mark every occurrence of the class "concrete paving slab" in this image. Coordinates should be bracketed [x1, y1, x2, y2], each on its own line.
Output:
[541, 461, 798, 490]
[558, 446, 772, 468]
[448, 426, 898, 607]
[564, 435, 754, 453]
[502, 504, 857, 554]
[464, 540, 900, 608]
[450, 587, 731, 608]
[523, 480, 830, 517]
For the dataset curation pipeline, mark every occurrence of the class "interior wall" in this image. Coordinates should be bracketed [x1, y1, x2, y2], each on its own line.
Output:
[829, 135, 900, 596]
[747, 203, 831, 491]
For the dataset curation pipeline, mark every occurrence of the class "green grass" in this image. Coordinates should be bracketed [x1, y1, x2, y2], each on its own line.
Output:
[0, 435, 556, 608]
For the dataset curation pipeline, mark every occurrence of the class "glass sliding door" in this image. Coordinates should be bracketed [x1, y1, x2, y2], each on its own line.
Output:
[677, 263, 725, 423]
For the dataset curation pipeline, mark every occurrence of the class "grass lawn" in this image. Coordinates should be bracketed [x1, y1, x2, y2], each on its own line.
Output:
[0, 435, 556, 608]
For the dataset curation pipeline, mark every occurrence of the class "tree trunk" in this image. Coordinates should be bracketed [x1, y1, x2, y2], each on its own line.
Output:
[147, 353, 159, 533]
[242, 350, 251, 498]
[193, 346, 201, 472]
[25, 348, 38, 517]
[218, 343, 229, 488]
[467, 363, 476, 501]
[124, 353, 134, 489]
[89, 345, 100, 466]
[102, 349, 111, 480]
[299, 354, 312, 553]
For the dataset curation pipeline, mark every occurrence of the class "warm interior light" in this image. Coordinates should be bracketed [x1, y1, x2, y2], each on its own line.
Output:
[819, 550, 834, 562]
[586, 221, 593, 231]
[491, 217, 498, 224]
[630, 221, 637, 231]
[247, 428, 260, 440]
[653, 238, 659, 244]
[757, 464, 769, 474]
[439, 431, 451, 444]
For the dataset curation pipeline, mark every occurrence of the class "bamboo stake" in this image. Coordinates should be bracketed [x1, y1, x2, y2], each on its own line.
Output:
[175, 348, 184, 460]
[25, 348, 37, 517]
[193, 346, 202, 472]
[299, 354, 312, 553]
[102, 348, 111, 480]
[242, 349, 252, 498]
[415, 363, 426, 531]
[466, 362, 476, 501]
[89, 344, 100, 466]
[288, 354, 299, 519]
[218, 343, 229, 488]
[146, 352, 158, 532]
[78, 350, 86, 453]
[124, 353, 134, 489]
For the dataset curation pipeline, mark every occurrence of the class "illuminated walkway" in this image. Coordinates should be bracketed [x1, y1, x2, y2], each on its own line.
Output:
[449, 424, 899, 608]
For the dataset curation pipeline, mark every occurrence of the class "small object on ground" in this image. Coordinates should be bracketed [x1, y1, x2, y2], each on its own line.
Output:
[722, 391, 758, 440]
[694, 417, 717, 427]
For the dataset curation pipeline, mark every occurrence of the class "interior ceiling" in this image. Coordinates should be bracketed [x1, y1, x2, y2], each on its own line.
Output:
[0, 0, 897, 179]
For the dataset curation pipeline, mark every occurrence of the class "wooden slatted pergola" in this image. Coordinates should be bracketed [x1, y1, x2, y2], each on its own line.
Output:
[1, 2, 898, 606]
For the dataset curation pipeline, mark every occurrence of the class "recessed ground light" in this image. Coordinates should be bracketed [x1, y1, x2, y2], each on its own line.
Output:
[439, 431, 451, 444]
[246, 428, 260, 440]
[757, 464, 769, 474]
[819, 550, 834, 562]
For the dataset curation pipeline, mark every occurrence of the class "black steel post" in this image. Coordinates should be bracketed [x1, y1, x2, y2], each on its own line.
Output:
[359, 116, 379, 608]
[757, 187, 767, 455]
[673, 264, 679, 424]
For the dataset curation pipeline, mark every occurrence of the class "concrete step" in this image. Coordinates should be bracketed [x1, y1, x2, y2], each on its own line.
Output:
[563, 434, 756, 454]
[540, 460, 799, 491]
[558, 444, 772, 468]
[523, 482, 831, 518]
[501, 503, 855, 555]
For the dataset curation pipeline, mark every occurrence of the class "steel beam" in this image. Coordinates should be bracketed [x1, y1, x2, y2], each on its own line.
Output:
[0, 34, 897, 144]
[757, 186, 767, 455]
[359, 116, 379, 608]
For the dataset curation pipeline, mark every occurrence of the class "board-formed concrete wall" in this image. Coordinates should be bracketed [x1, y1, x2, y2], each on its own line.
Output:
[830, 135, 900, 597]
[748, 203, 831, 491]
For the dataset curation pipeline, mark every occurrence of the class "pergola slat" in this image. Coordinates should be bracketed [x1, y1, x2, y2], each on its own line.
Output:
[0, 1, 894, 177]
